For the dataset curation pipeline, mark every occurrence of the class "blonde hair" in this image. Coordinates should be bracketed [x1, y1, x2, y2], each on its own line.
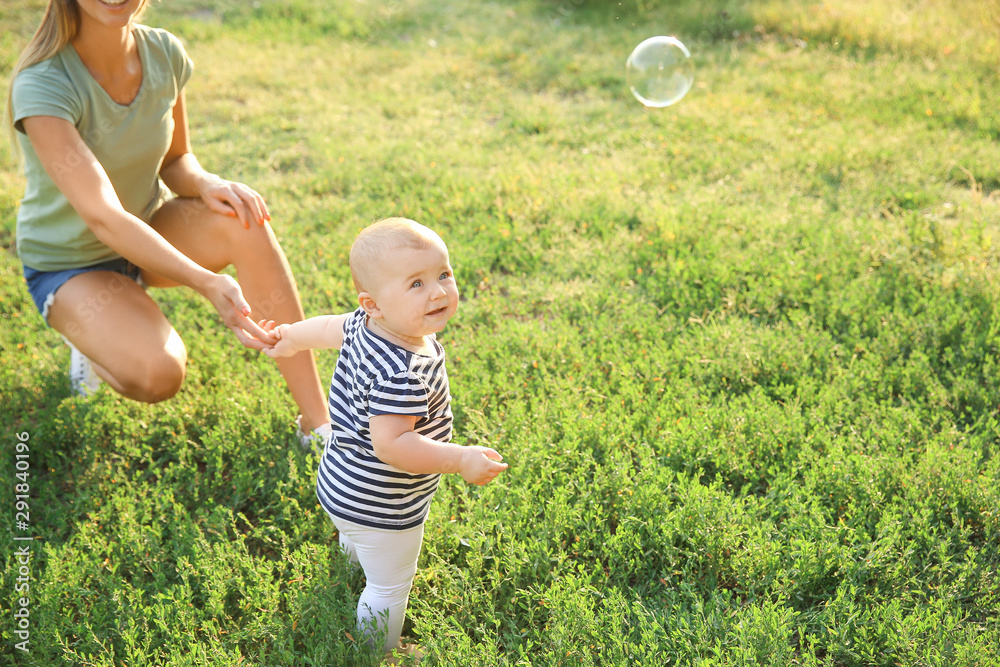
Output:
[5, 0, 152, 155]
[349, 217, 445, 293]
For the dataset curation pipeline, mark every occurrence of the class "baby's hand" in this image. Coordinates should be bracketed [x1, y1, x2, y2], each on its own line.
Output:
[459, 446, 508, 486]
[259, 321, 299, 358]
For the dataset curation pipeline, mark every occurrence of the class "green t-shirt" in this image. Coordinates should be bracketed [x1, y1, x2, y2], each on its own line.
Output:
[12, 25, 193, 272]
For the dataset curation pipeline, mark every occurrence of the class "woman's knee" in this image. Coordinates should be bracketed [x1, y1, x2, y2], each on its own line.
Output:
[228, 218, 281, 259]
[119, 350, 186, 403]
[115, 330, 187, 403]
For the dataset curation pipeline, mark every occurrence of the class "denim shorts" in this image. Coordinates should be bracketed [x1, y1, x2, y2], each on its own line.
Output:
[23, 257, 141, 322]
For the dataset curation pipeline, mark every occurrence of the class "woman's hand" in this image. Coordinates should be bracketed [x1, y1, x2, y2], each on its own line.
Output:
[198, 177, 271, 230]
[199, 273, 276, 350]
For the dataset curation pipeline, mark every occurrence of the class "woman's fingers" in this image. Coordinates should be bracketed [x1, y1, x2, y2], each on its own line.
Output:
[203, 181, 270, 228]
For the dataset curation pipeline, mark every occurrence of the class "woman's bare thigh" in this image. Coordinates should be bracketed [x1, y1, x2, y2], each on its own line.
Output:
[47, 270, 186, 402]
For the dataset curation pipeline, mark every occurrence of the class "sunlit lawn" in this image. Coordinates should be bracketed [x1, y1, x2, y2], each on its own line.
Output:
[1, 0, 998, 664]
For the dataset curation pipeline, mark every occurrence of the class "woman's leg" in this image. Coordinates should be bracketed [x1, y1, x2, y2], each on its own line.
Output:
[145, 197, 328, 431]
[48, 271, 187, 402]
[332, 518, 424, 654]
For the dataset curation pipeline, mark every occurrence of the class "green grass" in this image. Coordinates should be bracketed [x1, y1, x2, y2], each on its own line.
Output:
[2, 0, 999, 664]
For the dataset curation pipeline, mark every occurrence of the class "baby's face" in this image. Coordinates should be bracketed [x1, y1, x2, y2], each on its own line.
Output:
[367, 240, 459, 347]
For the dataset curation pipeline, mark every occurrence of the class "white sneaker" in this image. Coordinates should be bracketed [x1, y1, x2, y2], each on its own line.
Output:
[67, 341, 101, 396]
[296, 415, 332, 453]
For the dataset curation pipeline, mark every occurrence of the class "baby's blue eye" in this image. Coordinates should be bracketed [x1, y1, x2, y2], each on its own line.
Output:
[411, 280, 423, 288]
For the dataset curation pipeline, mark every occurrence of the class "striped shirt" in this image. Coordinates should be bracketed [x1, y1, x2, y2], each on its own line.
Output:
[317, 307, 452, 530]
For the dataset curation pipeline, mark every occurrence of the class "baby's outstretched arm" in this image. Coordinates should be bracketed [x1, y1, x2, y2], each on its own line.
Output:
[261, 313, 351, 358]
[370, 414, 508, 486]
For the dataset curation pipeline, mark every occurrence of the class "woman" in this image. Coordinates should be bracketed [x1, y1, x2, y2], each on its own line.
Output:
[6, 0, 330, 442]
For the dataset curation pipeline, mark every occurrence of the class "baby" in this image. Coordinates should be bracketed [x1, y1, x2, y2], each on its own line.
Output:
[263, 217, 507, 658]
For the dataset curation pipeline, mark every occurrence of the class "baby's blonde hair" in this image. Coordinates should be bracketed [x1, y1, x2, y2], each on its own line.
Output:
[349, 218, 445, 293]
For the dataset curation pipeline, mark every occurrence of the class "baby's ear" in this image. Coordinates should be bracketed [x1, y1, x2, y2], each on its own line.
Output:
[358, 291, 381, 318]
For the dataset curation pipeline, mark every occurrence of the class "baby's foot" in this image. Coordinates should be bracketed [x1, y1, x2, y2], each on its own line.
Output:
[382, 640, 423, 665]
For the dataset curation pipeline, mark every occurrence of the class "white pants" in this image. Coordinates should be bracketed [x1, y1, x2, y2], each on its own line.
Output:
[328, 514, 425, 653]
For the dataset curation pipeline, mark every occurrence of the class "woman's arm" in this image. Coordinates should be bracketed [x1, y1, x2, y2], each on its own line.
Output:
[159, 91, 270, 230]
[20, 115, 273, 347]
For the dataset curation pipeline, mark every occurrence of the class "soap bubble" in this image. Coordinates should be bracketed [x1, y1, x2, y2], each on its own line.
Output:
[626, 36, 694, 108]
